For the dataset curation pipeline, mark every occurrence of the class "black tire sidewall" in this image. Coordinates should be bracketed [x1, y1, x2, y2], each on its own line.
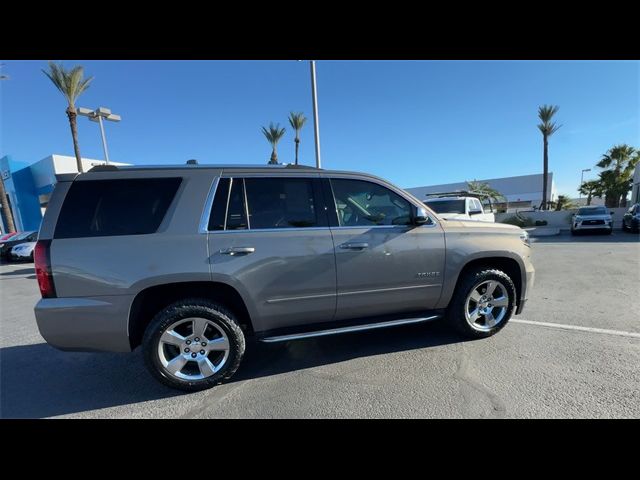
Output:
[142, 299, 245, 392]
[447, 268, 517, 339]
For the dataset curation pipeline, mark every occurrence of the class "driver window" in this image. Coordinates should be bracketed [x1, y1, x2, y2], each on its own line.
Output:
[330, 178, 413, 227]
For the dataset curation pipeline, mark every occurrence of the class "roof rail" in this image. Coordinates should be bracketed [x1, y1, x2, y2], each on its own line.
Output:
[424, 190, 490, 199]
[89, 164, 119, 172]
[284, 164, 320, 169]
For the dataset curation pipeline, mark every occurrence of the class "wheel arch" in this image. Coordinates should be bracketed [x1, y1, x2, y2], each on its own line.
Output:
[128, 281, 254, 350]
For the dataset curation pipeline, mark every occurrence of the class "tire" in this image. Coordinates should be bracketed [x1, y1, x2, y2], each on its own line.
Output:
[143, 298, 245, 392]
[571, 228, 577, 236]
[622, 222, 629, 232]
[446, 268, 517, 339]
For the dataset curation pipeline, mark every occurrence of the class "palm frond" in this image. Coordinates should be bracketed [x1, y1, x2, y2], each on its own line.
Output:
[261, 122, 286, 146]
[288, 112, 307, 131]
[42, 61, 93, 107]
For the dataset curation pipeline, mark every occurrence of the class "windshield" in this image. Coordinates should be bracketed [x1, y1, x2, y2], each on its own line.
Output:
[10, 231, 34, 241]
[578, 207, 607, 216]
[425, 199, 466, 214]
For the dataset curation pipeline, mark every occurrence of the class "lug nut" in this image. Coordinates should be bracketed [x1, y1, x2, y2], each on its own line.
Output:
[184, 348, 190, 353]
[186, 340, 191, 345]
[191, 353, 197, 358]
[200, 350, 205, 354]
[201, 342, 207, 347]
[194, 337, 200, 342]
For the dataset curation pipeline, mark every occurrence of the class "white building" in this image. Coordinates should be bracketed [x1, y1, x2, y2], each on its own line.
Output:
[405, 172, 556, 212]
[1, 154, 128, 232]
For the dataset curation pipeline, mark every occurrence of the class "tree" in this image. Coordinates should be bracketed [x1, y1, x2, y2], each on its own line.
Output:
[42, 61, 93, 173]
[0, 175, 16, 233]
[578, 180, 603, 206]
[466, 180, 506, 203]
[261, 122, 286, 164]
[553, 195, 577, 211]
[596, 144, 639, 208]
[288, 112, 307, 165]
[537, 105, 561, 210]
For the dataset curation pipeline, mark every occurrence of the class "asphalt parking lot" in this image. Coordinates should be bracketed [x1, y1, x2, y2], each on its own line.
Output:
[1, 231, 638, 418]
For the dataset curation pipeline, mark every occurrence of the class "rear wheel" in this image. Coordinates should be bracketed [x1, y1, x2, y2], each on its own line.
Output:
[143, 298, 245, 391]
[447, 268, 516, 339]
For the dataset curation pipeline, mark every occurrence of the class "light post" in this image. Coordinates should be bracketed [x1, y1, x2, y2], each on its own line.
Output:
[77, 107, 121, 165]
[309, 61, 322, 169]
[579, 168, 591, 199]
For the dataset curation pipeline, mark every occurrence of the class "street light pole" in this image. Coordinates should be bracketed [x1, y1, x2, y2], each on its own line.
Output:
[77, 107, 121, 166]
[309, 61, 322, 169]
[579, 168, 591, 199]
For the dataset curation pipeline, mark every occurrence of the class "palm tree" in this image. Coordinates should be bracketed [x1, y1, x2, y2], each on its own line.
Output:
[596, 144, 639, 207]
[0, 176, 16, 233]
[553, 195, 577, 211]
[288, 112, 307, 165]
[578, 180, 603, 206]
[261, 122, 286, 164]
[42, 61, 93, 173]
[537, 105, 561, 210]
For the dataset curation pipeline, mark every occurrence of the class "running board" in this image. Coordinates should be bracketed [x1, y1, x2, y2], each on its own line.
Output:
[259, 315, 441, 343]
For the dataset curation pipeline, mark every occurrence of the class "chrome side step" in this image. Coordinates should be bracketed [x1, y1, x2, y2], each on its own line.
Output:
[259, 315, 441, 343]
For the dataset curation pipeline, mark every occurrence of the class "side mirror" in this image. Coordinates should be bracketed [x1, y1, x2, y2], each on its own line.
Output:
[413, 206, 430, 225]
[469, 210, 483, 216]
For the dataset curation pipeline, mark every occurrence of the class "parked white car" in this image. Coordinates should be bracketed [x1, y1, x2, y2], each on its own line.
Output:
[424, 194, 495, 222]
[10, 241, 36, 261]
[571, 206, 613, 235]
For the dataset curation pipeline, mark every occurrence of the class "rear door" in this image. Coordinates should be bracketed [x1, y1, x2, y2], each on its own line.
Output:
[207, 174, 337, 333]
[325, 175, 445, 321]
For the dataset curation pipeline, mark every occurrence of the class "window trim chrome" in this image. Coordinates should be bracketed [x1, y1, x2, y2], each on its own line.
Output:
[199, 173, 438, 234]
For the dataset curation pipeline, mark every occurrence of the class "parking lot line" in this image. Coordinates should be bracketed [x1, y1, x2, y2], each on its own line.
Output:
[512, 319, 640, 339]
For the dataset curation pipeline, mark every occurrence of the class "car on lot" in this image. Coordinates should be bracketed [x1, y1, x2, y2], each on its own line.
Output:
[10, 241, 36, 261]
[1, 232, 18, 242]
[0, 231, 38, 259]
[622, 203, 640, 233]
[34, 163, 534, 391]
[424, 192, 495, 222]
[571, 206, 613, 235]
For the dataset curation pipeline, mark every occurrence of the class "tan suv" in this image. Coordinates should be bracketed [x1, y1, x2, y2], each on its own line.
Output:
[34, 164, 534, 391]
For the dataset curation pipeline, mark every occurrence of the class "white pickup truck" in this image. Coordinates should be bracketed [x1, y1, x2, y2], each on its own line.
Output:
[424, 193, 496, 222]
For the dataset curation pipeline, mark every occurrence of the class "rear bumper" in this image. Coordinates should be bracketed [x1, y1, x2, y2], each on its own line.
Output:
[34, 295, 133, 353]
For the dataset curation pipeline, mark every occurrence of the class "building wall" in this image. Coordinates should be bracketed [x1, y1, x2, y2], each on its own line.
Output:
[1, 154, 129, 233]
[405, 172, 556, 210]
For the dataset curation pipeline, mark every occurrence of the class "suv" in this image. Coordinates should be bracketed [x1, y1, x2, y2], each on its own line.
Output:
[571, 206, 613, 235]
[622, 203, 640, 233]
[34, 164, 534, 391]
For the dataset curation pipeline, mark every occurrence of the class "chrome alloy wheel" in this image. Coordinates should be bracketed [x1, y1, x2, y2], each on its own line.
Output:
[157, 317, 230, 380]
[464, 280, 510, 332]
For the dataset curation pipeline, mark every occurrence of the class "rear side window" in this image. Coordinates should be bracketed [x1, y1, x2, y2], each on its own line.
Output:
[55, 178, 182, 239]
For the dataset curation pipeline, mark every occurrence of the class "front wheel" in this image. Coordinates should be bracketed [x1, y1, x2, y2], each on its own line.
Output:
[143, 298, 245, 392]
[446, 268, 516, 339]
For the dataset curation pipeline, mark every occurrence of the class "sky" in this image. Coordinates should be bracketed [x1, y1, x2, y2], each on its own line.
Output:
[1, 60, 638, 196]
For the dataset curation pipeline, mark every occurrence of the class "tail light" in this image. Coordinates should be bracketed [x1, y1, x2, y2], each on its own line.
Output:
[34, 240, 56, 298]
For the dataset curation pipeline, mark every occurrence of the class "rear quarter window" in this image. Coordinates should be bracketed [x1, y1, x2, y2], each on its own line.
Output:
[54, 177, 182, 239]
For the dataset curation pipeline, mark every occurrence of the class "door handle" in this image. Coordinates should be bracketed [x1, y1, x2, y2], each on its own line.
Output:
[339, 242, 369, 250]
[219, 247, 255, 255]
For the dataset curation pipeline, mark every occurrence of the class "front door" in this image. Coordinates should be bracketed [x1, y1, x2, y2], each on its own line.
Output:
[326, 177, 446, 321]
